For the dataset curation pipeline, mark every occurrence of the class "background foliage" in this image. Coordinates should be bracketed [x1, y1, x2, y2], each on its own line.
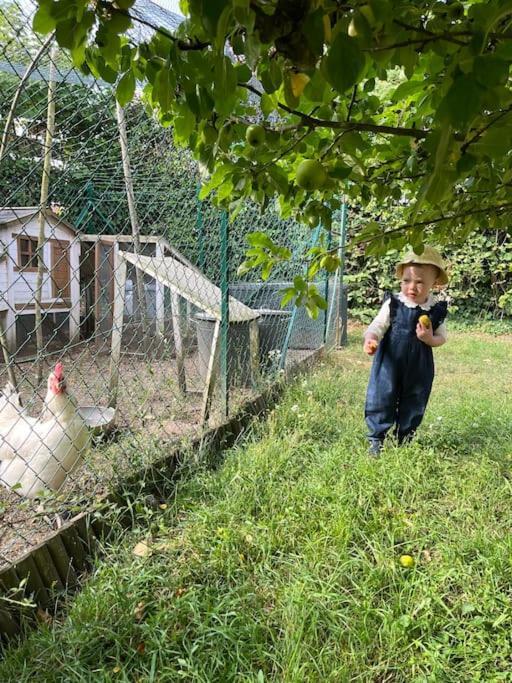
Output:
[346, 230, 512, 322]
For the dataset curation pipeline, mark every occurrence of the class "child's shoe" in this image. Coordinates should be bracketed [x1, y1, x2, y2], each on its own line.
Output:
[368, 439, 382, 458]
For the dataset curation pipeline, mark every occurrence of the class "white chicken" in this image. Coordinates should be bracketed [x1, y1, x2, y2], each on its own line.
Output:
[0, 381, 37, 428]
[0, 363, 90, 499]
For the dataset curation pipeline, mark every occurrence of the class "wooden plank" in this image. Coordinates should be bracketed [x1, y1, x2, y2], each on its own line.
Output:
[201, 319, 221, 425]
[0, 566, 24, 634]
[170, 292, 186, 394]
[0, 566, 21, 593]
[50, 238, 71, 299]
[0, 607, 20, 638]
[15, 301, 71, 311]
[249, 319, 260, 388]
[121, 253, 259, 323]
[94, 241, 100, 336]
[46, 534, 78, 589]
[59, 524, 87, 574]
[154, 240, 165, 338]
[73, 513, 97, 557]
[14, 555, 49, 606]
[32, 544, 64, 594]
[109, 257, 127, 409]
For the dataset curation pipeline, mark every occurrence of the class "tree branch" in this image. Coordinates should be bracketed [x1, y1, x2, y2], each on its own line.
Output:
[98, 2, 210, 51]
[347, 85, 357, 121]
[393, 19, 467, 46]
[241, 83, 430, 139]
[357, 202, 512, 245]
[461, 105, 512, 153]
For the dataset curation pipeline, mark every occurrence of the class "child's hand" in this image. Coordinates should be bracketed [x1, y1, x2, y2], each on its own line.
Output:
[364, 338, 379, 355]
[416, 320, 434, 344]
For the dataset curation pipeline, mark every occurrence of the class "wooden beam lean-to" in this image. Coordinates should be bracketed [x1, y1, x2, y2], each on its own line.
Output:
[109, 251, 261, 425]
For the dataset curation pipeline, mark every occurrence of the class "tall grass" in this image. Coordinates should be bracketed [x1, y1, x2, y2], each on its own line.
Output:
[1, 328, 512, 682]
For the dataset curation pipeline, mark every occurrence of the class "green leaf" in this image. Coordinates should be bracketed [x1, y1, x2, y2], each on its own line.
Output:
[154, 67, 175, 112]
[473, 56, 509, 88]
[33, 5, 56, 34]
[108, 11, 132, 34]
[391, 79, 424, 103]
[436, 76, 482, 129]
[116, 70, 135, 106]
[413, 126, 452, 218]
[173, 104, 196, 143]
[214, 56, 238, 115]
[235, 63, 252, 83]
[472, 125, 512, 159]
[56, 19, 78, 49]
[303, 9, 325, 58]
[247, 231, 275, 249]
[324, 32, 365, 94]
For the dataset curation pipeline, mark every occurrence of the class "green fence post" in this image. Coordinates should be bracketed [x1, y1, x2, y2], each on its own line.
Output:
[220, 210, 229, 417]
[323, 227, 333, 345]
[336, 203, 348, 347]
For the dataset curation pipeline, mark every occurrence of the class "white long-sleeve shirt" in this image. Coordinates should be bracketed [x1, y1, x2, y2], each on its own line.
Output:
[365, 292, 447, 342]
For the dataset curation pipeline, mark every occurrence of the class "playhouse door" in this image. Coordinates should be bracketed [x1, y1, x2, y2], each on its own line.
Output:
[51, 239, 71, 300]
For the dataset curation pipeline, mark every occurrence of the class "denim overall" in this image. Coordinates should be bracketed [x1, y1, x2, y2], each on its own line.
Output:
[365, 294, 448, 448]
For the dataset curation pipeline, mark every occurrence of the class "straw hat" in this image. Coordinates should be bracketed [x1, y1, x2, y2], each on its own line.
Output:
[395, 246, 448, 286]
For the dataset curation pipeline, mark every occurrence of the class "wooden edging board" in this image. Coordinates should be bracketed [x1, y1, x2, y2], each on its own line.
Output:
[0, 346, 324, 643]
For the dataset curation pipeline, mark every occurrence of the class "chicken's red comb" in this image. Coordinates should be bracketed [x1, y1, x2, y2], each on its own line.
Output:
[54, 362, 64, 380]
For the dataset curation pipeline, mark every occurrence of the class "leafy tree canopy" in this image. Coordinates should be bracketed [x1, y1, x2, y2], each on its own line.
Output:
[32, 0, 512, 288]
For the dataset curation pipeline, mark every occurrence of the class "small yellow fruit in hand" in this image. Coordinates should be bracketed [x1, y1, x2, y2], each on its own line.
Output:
[399, 554, 415, 568]
[418, 314, 431, 329]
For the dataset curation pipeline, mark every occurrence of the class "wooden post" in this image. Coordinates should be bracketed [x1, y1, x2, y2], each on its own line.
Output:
[69, 237, 81, 344]
[35, 44, 58, 384]
[154, 241, 165, 338]
[170, 292, 186, 393]
[249, 318, 260, 388]
[115, 102, 147, 339]
[201, 319, 221, 425]
[109, 255, 127, 409]
[0, 33, 54, 163]
[219, 212, 229, 418]
[94, 241, 100, 339]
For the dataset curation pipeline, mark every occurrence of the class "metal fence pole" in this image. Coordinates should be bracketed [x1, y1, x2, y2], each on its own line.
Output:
[323, 227, 333, 345]
[220, 211, 229, 418]
[336, 203, 348, 348]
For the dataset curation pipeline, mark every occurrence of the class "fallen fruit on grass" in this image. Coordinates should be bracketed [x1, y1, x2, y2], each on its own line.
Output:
[418, 314, 431, 329]
[399, 554, 415, 568]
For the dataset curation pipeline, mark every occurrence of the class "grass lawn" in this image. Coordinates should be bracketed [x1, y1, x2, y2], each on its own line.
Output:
[1, 327, 512, 682]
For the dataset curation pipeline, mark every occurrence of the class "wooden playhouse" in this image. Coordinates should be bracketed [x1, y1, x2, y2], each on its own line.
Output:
[0, 207, 81, 355]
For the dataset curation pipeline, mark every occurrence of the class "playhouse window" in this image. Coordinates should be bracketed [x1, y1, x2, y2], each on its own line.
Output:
[18, 237, 38, 269]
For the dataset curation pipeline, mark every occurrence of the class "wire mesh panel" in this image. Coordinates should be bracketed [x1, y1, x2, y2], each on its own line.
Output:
[0, 0, 346, 577]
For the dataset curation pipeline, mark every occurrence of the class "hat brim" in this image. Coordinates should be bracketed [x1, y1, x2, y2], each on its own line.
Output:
[396, 262, 448, 286]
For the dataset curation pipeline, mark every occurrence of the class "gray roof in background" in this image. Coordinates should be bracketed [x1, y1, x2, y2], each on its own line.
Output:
[0, 208, 77, 232]
[0, 208, 38, 225]
[131, 0, 184, 41]
[0, 0, 185, 87]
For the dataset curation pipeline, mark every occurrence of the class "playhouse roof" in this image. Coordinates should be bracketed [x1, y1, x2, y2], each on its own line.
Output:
[0, 207, 77, 234]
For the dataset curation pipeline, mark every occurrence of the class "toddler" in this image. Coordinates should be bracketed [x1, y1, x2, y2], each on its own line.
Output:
[363, 247, 448, 456]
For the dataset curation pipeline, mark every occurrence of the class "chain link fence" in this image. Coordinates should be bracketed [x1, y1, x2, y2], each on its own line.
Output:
[0, 0, 347, 577]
